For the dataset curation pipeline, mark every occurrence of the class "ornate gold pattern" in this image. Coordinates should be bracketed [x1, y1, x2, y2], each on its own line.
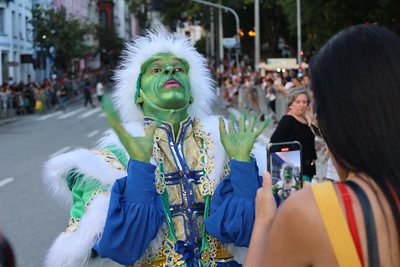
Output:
[84, 190, 110, 208]
[92, 149, 127, 171]
[138, 117, 234, 266]
[65, 217, 80, 234]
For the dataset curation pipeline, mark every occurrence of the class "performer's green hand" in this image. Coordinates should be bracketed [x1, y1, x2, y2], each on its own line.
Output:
[219, 112, 270, 162]
[102, 95, 157, 163]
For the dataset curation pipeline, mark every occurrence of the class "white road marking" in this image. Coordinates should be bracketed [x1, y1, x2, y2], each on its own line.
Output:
[50, 146, 71, 158]
[79, 107, 101, 119]
[99, 112, 106, 118]
[36, 111, 63, 121]
[86, 130, 99, 138]
[57, 108, 85, 119]
[0, 178, 14, 188]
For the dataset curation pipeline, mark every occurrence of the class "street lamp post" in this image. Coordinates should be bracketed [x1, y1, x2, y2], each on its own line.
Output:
[254, 0, 260, 70]
[192, 0, 241, 75]
[296, 0, 302, 66]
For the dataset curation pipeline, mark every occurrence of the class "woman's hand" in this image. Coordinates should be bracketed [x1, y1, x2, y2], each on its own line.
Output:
[244, 171, 277, 267]
[255, 171, 277, 225]
[219, 112, 270, 162]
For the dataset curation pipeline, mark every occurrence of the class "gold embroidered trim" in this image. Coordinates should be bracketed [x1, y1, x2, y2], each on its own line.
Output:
[92, 149, 127, 171]
[85, 190, 110, 208]
[193, 118, 216, 196]
[65, 217, 80, 234]
[134, 226, 166, 266]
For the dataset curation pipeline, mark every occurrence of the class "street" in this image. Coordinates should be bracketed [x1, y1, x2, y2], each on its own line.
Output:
[0, 102, 108, 266]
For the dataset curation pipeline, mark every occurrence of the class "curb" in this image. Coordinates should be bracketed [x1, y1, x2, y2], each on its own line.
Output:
[0, 117, 18, 127]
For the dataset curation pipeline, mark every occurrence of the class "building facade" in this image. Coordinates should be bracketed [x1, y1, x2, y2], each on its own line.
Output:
[45, 0, 137, 73]
[0, 0, 35, 84]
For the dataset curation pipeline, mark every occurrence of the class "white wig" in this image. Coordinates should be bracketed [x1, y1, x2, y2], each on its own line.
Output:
[112, 29, 215, 123]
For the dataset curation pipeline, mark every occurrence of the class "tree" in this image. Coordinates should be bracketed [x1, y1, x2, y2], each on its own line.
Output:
[95, 24, 124, 68]
[31, 5, 90, 72]
[128, 0, 201, 31]
[277, 0, 400, 54]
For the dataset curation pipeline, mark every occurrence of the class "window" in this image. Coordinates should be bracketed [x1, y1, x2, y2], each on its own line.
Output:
[19, 13, 22, 39]
[12, 11, 17, 38]
[99, 10, 108, 26]
[25, 16, 29, 40]
[0, 8, 4, 34]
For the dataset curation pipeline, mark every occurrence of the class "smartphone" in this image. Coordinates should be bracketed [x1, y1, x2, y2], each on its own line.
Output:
[267, 141, 302, 202]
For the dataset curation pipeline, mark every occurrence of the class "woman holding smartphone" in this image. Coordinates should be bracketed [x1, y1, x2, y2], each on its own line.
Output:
[270, 88, 316, 182]
[245, 25, 399, 267]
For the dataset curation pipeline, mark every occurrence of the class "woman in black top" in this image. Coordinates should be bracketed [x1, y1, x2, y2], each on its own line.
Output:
[270, 87, 316, 181]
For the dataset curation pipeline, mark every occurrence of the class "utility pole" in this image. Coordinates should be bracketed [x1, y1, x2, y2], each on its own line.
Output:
[254, 0, 260, 70]
[296, 0, 302, 66]
[192, 0, 241, 75]
[218, 0, 224, 72]
[210, 7, 215, 61]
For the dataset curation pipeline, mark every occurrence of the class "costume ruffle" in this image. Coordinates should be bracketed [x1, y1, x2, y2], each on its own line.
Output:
[94, 160, 164, 265]
[205, 159, 262, 247]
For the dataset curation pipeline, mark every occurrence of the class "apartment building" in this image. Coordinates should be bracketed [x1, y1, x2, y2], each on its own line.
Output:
[0, 0, 35, 84]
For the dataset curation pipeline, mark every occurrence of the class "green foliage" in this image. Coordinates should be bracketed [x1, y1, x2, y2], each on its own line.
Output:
[195, 36, 207, 55]
[127, 0, 400, 59]
[31, 4, 90, 71]
[277, 0, 400, 52]
[95, 25, 124, 67]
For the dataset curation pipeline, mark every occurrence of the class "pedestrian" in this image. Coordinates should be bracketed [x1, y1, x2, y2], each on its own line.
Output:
[245, 24, 400, 267]
[266, 79, 276, 114]
[58, 84, 68, 111]
[83, 79, 94, 108]
[95, 80, 104, 103]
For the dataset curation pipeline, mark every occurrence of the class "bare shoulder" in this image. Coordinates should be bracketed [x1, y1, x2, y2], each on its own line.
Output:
[262, 185, 337, 266]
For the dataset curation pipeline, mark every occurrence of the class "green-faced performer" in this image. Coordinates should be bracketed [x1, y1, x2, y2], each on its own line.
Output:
[43, 30, 270, 267]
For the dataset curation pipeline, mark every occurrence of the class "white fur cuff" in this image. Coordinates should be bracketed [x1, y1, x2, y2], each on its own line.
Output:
[45, 194, 110, 267]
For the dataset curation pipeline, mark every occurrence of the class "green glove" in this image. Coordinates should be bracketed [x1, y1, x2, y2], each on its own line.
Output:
[102, 94, 157, 163]
[219, 112, 270, 162]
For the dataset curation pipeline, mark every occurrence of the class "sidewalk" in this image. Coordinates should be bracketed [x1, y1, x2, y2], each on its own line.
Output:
[0, 116, 18, 127]
[0, 95, 85, 127]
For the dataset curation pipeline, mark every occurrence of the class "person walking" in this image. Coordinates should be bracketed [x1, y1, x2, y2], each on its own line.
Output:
[58, 84, 68, 111]
[95, 80, 104, 103]
[83, 78, 95, 108]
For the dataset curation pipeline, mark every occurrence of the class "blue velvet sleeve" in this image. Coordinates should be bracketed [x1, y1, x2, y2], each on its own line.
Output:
[94, 159, 165, 265]
[204, 159, 262, 247]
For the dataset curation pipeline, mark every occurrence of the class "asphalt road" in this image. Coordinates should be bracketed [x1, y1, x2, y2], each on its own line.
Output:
[0, 100, 108, 267]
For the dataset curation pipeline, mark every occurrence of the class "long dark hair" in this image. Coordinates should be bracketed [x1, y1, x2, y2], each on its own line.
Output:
[310, 25, 400, 236]
[0, 233, 15, 267]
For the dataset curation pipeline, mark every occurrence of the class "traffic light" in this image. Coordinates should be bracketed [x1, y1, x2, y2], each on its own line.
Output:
[239, 29, 244, 38]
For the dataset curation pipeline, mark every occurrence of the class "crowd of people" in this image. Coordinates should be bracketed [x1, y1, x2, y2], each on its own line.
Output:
[0, 71, 106, 118]
[216, 65, 310, 122]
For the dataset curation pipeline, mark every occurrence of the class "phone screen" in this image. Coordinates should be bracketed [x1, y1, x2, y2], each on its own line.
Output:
[267, 142, 302, 202]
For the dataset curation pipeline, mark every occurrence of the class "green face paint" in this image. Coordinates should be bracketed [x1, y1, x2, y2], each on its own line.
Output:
[137, 53, 191, 111]
[283, 167, 293, 181]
